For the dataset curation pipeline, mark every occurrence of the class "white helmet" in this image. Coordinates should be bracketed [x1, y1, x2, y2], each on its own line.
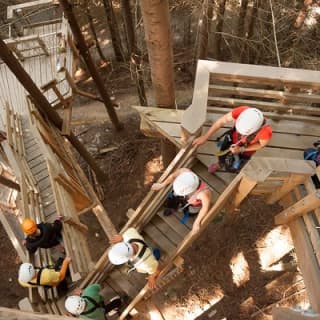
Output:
[108, 242, 134, 265]
[65, 295, 86, 315]
[18, 263, 35, 282]
[235, 108, 264, 136]
[173, 171, 199, 196]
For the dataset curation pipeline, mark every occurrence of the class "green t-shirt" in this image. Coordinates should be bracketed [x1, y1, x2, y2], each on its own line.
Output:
[80, 284, 105, 320]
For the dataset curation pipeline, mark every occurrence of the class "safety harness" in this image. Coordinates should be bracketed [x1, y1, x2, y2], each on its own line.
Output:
[80, 295, 105, 315]
[126, 238, 152, 273]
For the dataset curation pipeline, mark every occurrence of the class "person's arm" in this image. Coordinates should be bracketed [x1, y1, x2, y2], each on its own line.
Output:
[229, 138, 269, 154]
[147, 266, 161, 289]
[191, 190, 212, 234]
[151, 168, 190, 191]
[110, 234, 124, 244]
[56, 256, 71, 284]
[193, 112, 234, 146]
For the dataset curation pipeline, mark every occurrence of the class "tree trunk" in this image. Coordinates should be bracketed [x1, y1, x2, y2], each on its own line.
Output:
[121, 0, 147, 106]
[213, 0, 227, 60]
[196, 0, 214, 61]
[102, 0, 125, 61]
[237, 0, 248, 38]
[139, 0, 176, 165]
[139, 0, 175, 107]
[84, 3, 108, 62]
[242, 0, 259, 63]
[59, 0, 123, 131]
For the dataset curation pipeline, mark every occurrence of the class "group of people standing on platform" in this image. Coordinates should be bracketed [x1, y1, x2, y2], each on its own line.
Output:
[16, 106, 320, 319]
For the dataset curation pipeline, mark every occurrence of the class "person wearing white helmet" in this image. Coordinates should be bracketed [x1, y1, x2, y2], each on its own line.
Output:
[108, 227, 161, 289]
[18, 257, 71, 288]
[65, 284, 121, 319]
[193, 106, 272, 173]
[152, 168, 212, 233]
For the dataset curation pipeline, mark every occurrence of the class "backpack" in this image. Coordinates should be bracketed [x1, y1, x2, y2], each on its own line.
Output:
[304, 148, 320, 166]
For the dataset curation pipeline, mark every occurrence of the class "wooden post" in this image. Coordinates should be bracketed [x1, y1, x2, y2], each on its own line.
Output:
[275, 190, 320, 225]
[0, 35, 106, 182]
[227, 175, 257, 211]
[58, 0, 123, 131]
[0, 174, 20, 191]
[266, 174, 309, 204]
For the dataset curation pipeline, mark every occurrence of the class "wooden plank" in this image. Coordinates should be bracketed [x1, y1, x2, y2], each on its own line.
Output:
[207, 96, 320, 116]
[108, 269, 139, 298]
[143, 222, 177, 255]
[181, 60, 210, 134]
[209, 84, 320, 104]
[156, 211, 189, 239]
[275, 190, 320, 224]
[205, 60, 320, 89]
[151, 215, 184, 245]
[288, 217, 320, 312]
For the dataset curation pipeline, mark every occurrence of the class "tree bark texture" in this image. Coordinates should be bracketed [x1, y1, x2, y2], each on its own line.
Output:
[0, 36, 107, 181]
[102, 0, 126, 61]
[84, 2, 108, 62]
[196, 0, 213, 60]
[241, 0, 259, 63]
[121, 0, 147, 105]
[139, 0, 175, 108]
[59, 0, 123, 130]
[213, 0, 227, 60]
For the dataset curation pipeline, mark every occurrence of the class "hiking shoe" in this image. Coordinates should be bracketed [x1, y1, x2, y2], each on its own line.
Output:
[208, 163, 220, 174]
[106, 296, 122, 316]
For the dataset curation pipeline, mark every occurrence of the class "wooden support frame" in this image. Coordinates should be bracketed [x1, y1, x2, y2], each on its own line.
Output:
[275, 190, 320, 225]
[266, 174, 310, 204]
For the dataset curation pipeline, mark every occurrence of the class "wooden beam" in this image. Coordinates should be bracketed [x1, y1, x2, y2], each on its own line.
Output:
[275, 190, 320, 225]
[207, 96, 320, 116]
[289, 217, 320, 312]
[181, 60, 210, 134]
[229, 175, 257, 210]
[63, 216, 88, 233]
[209, 84, 320, 104]
[266, 174, 309, 204]
[272, 307, 320, 320]
[0, 174, 20, 191]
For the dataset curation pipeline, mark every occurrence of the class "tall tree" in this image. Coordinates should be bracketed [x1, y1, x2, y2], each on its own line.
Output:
[139, 0, 176, 165]
[213, 0, 227, 60]
[83, 0, 108, 63]
[196, 0, 214, 60]
[120, 0, 147, 106]
[102, 0, 126, 61]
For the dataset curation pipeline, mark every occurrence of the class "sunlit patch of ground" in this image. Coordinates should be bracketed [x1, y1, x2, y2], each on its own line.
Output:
[144, 156, 163, 186]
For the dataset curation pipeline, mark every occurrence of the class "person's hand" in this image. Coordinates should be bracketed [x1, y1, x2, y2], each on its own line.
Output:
[110, 234, 123, 244]
[64, 256, 72, 264]
[193, 135, 207, 146]
[72, 287, 82, 296]
[151, 183, 163, 191]
[22, 239, 27, 246]
[229, 144, 241, 154]
[147, 275, 157, 289]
